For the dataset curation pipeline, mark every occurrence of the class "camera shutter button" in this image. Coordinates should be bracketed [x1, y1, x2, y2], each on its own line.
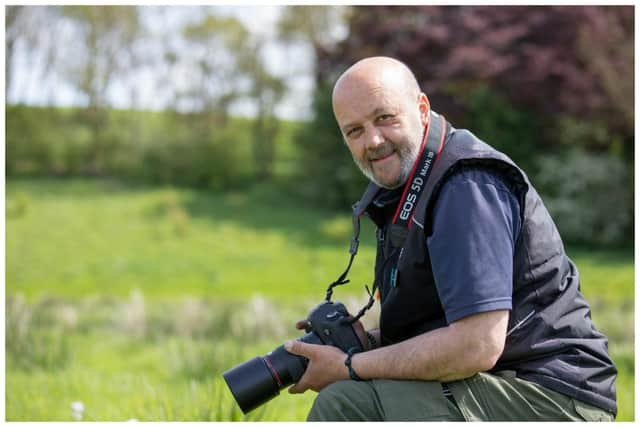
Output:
[304, 321, 313, 333]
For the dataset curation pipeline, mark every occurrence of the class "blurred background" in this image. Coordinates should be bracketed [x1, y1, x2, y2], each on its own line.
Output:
[5, 5, 634, 421]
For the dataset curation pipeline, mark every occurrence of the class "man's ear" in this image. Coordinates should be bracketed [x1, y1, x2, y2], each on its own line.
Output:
[418, 93, 430, 126]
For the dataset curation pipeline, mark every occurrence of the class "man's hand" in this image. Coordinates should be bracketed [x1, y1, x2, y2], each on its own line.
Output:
[284, 340, 350, 394]
[294, 318, 372, 350]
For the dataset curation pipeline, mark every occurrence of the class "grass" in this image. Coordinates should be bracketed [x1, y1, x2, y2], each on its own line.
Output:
[6, 178, 377, 303]
[5, 292, 321, 421]
[6, 178, 634, 421]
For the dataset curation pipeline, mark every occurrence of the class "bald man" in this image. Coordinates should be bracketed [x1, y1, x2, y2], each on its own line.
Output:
[284, 57, 616, 421]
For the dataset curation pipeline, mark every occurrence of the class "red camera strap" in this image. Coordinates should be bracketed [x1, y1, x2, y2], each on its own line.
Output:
[391, 111, 448, 229]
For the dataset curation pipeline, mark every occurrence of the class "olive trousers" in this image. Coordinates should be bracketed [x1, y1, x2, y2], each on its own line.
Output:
[307, 371, 614, 421]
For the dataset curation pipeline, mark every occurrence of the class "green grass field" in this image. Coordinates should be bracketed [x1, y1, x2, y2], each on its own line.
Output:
[6, 178, 634, 421]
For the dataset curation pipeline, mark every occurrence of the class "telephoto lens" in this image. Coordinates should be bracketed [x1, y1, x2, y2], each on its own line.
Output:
[222, 333, 321, 414]
[222, 301, 364, 414]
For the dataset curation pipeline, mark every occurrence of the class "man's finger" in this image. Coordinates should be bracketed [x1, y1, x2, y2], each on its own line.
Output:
[295, 319, 308, 330]
[284, 340, 315, 357]
[288, 382, 306, 394]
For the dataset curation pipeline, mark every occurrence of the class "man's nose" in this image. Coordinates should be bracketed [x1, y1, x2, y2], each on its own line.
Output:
[364, 126, 385, 149]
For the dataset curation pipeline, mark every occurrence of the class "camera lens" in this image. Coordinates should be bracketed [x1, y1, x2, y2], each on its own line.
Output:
[223, 356, 281, 414]
[223, 332, 321, 414]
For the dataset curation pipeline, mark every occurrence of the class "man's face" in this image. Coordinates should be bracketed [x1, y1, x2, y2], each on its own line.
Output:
[333, 79, 429, 189]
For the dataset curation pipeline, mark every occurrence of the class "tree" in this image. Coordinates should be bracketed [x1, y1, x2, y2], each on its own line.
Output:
[182, 11, 286, 180]
[181, 13, 250, 116]
[277, 6, 365, 204]
[5, 6, 23, 99]
[57, 6, 142, 174]
[5, 6, 60, 103]
[319, 6, 633, 149]
[245, 39, 286, 180]
[278, 6, 351, 86]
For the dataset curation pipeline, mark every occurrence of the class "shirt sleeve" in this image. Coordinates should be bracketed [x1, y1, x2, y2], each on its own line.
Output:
[426, 167, 521, 324]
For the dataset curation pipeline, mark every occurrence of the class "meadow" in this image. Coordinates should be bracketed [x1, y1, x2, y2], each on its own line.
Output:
[6, 178, 634, 421]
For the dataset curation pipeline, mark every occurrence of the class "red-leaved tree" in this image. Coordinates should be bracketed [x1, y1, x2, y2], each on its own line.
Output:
[318, 6, 633, 148]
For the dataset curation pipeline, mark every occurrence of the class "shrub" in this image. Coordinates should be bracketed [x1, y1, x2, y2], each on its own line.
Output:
[534, 148, 632, 246]
[292, 83, 368, 209]
[7, 106, 256, 190]
[465, 85, 540, 174]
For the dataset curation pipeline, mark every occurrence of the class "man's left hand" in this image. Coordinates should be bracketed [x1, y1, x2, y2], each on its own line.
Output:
[284, 340, 351, 393]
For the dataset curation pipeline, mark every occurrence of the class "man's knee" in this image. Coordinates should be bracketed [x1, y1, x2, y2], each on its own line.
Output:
[307, 380, 382, 421]
[307, 381, 348, 421]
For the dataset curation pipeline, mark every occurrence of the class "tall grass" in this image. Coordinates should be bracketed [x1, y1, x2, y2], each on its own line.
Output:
[6, 178, 633, 421]
[6, 292, 320, 421]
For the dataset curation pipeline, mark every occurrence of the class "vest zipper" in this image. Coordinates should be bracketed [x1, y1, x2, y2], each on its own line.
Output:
[506, 309, 535, 337]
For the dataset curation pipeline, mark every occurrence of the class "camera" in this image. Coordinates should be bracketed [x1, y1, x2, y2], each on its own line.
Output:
[222, 300, 365, 414]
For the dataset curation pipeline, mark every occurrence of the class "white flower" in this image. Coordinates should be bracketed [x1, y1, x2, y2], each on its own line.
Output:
[71, 401, 84, 420]
[71, 401, 84, 412]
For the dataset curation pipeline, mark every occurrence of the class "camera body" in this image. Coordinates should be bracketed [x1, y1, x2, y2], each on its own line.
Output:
[223, 300, 365, 414]
[302, 300, 365, 355]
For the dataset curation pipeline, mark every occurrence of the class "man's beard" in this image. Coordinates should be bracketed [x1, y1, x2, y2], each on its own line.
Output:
[354, 139, 419, 190]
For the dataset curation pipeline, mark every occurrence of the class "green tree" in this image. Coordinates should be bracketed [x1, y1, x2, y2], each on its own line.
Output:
[245, 40, 286, 180]
[58, 6, 142, 175]
[182, 12, 285, 180]
[5, 5, 23, 99]
[292, 83, 367, 208]
[6, 6, 60, 103]
[278, 6, 351, 86]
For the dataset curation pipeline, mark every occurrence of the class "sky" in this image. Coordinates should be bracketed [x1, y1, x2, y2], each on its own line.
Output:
[6, 5, 344, 120]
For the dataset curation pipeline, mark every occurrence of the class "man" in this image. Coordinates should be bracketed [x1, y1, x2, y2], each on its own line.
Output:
[284, 56, 617, 421]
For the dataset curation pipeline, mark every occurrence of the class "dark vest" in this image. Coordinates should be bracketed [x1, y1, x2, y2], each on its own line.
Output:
[358, 125, 617, 414]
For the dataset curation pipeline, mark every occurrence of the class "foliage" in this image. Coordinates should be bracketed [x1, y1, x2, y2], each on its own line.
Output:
[462, 85, 632, 245]
[465, 85, 540, 173]
[289, 83, 368, 209]
[534, 148, 632, 245]
[58, 6, 141, 108]
[7, 6, 286, 179]
[5, 106, 265, 190]
[323, 6, 633, 142]
[55, 6, 142, 174]
[180, 13, 253, 113]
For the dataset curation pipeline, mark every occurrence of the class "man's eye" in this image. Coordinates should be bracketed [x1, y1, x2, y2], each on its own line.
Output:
[347, 127, 362, 137]
[377, 114, 393, 122]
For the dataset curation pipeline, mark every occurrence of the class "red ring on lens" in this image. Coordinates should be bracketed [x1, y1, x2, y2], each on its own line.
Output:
[263, 356, 284, 388]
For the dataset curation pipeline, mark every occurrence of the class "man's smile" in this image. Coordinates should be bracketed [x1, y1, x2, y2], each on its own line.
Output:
[371, 151, 395, 163]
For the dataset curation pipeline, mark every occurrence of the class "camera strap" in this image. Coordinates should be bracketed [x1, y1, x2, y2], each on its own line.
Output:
[388, 111, 449, 246]
[327, 111, 449, 321]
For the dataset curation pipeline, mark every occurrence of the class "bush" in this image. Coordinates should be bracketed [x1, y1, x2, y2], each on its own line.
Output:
[137, 119, 252, 190]
[292, 83, 368, 209]
[6, 106, 255, 190]
[534, 148, 632, 246]
[465, 85, 541, 174]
